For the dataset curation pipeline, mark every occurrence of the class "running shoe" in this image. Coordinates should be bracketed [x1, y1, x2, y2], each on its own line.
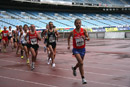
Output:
[44, 47, 46, 52]
[72, 67, 77, 76]
[82, 78, 87, 84]
[21, 56, 24, 59]
[47, 58, 51, 65]
[27, 59, 30, 64]
[31, 63, 35, 70]
[52, 63, 56, 68]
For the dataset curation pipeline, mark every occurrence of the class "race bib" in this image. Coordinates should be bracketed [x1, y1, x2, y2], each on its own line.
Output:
[49, 36, 55, 43]
[4, 33, 7, 37]
[31, 38, 37, 45]
[75, 37, 84, 47]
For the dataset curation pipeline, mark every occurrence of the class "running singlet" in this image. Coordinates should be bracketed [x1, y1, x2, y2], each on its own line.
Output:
[73, 28, 85, 49]
[21, 31, 27, 44]
[47, 29, 56, 43]
[2, 30, 8, 39]
[9, 30, 12, 37]
[29, 31, 38, 45]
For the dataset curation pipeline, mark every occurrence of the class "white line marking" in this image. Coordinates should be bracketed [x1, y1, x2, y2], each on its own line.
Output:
[0, 75, 58, 87]
[0, 59, 129, 77]
[0, 66, 128, 87]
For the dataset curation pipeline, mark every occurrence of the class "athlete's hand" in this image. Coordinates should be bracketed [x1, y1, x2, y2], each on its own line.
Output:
[86, 37, 90, 41]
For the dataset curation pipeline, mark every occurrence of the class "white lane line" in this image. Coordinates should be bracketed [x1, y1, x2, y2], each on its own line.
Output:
[0, 59, 129, 77]
[0, 66, 128, 87]
[2, 52, 130, 68]
[54, 57, 130, 67]
[0, 75, 58, 87]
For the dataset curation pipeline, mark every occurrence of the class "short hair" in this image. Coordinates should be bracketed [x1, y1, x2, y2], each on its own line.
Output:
[9, 26, 12, 28]
[74, 18, 81, 24]
[23, 24, 28, 28]
[49, 21, 53, 25]
[19, 25, 22, 28]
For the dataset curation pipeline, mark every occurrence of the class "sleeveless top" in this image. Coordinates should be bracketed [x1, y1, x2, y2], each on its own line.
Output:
[9, 30, 12, 37]
[47, 29, 56, 43]
[21, 31, 27, 44]
[2, 30, 8, 39]
[73, 28, 85, 49]
[29, 31, 38, 45]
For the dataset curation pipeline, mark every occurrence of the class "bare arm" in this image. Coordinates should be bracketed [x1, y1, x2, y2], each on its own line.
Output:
[37, 32, 41, 41]
[84, 29, 90, 41]
[67, 31, 73, 49]
[19, 31, 23, 42]
[55, 29, 60, 37]
[7, 31, 9, 37]
[43, 30, 47, 39]
[25, 32, 29, 43]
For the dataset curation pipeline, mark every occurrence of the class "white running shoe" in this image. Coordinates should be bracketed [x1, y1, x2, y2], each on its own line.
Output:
[52, 63, 56, 68]
[47, 58, 51, 65]
[31, 63, 35, 70]
[82, 78, 87, 84]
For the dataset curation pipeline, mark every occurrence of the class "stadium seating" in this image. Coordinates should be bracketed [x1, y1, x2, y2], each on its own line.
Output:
[0, 9, 130, 29]
[47, 0, 130, 5]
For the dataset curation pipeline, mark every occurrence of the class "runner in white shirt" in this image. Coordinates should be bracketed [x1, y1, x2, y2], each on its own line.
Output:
[8, 26, 13, 51]
[19, 24, 29, 64]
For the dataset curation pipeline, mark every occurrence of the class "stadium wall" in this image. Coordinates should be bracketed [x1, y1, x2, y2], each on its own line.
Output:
[57, 32, 130, 39]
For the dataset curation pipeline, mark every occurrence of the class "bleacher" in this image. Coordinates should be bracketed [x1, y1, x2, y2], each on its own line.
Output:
[0, 9, 130, 29]
[51, 0, 130, 5]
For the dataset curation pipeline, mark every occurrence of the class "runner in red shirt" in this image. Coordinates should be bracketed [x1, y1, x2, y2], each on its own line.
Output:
[2, 26, 9, 52]
[25, 24, 41, 70]
[68, 18, 90, 84]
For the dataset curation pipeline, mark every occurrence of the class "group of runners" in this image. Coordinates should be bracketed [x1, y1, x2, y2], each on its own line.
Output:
[0, 18, 90, 84]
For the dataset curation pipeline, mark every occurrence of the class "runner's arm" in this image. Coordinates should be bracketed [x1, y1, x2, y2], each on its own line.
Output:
[37, 32, 41, 41]
[19, 31, 23, 42]
[43, 30, 47, 39]
[84, 29, 90, 41]
[7, 31, 9, 37]
[55, 29, 60, 37]
[25, 32, 29, 43]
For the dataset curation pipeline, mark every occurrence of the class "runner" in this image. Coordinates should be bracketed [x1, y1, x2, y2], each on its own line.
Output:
[67, 18, 90, 84]
[1, 26, 9, 52]
[8, 26, 14, 51]
[19, 24, 29, 64]
[16, 25, 23, 59]
[0, 27, 2, 51]
[44, 22, 59, 68]
[43, 24, 51, 64]
[25, 24, 41, 70]
[12, 26, 19, 49]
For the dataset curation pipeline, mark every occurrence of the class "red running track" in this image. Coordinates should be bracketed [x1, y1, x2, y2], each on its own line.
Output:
[0, 39, 130, 87]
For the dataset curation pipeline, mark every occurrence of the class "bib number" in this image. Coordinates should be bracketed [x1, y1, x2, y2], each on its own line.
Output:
[49, 36, 55, 43]
[76, 37, 84, 47]
[31, 38, 37, 45]
[4, 33, 7, 37]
